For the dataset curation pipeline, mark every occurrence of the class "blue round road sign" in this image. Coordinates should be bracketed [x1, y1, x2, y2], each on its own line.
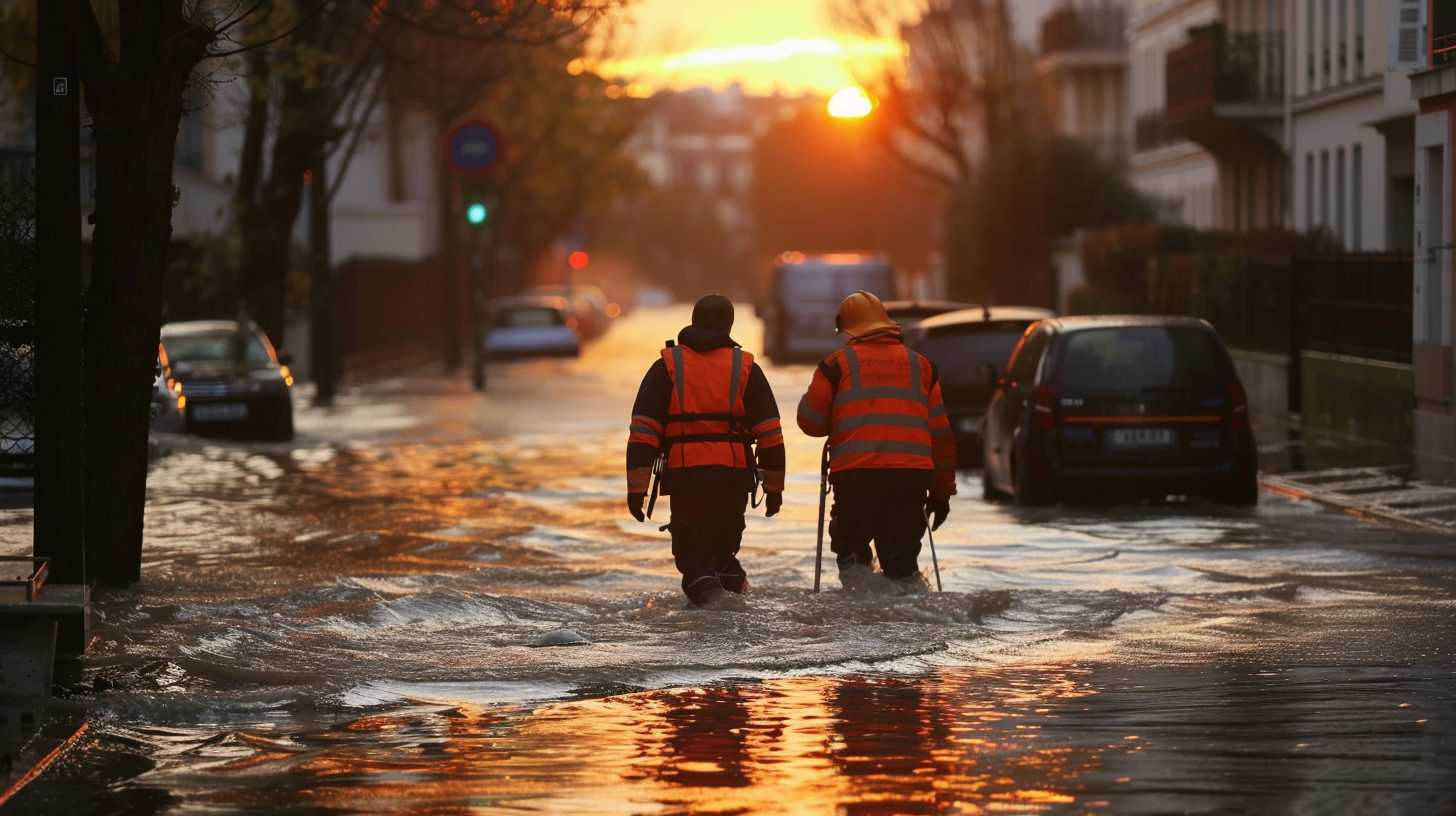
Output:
[447, 121, 500, 175]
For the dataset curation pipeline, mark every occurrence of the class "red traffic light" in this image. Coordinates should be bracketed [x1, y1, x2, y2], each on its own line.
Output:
[568, 250, 590, 270]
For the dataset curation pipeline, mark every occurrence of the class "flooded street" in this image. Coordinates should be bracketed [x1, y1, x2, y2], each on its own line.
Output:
[4, 306, 1455, 814]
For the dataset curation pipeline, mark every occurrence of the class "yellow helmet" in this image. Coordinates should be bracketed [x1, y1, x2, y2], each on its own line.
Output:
[835, 290, 897, 338]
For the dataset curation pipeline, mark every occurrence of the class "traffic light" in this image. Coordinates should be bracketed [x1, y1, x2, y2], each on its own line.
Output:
[568, 250, 589, 270]
[466, 200, 488, 227]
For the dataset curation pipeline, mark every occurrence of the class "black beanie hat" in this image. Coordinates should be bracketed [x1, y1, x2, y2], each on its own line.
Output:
[691, 294, 734, 333]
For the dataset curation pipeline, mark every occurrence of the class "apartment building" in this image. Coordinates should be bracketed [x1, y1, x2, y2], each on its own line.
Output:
[1291, 0, 1419, 253]
[1129, 0, 1286, 231]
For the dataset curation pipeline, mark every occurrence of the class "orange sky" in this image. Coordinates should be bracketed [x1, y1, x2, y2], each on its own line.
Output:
[598, 0, 903, 96]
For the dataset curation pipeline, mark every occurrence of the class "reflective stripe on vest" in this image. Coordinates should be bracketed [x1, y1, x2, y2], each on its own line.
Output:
[828, 343, 934, 472]
[662, 346, 754, 471]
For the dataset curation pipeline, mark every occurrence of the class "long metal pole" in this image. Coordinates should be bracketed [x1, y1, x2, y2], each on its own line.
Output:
[813, 441, 828, 592]
[922, 507, 943, 592]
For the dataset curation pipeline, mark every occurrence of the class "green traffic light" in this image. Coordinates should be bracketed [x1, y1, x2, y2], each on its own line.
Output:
[466, 202, 488, 225]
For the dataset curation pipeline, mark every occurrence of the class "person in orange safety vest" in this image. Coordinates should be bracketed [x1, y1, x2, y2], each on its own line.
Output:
[796, 290, 957, 589]
[626, 295, 786, 606]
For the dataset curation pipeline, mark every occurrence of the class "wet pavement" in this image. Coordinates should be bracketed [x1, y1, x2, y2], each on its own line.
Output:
[1, 306, 1454, 814]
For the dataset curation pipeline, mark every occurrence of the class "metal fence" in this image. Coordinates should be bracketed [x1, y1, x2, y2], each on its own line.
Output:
[1293, 254, 1413, 365]
[0, 172, 35, 475]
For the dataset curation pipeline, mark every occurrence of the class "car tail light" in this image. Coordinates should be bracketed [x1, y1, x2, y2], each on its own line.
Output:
[1229, 380, 1249, 430]
[1032, 384, 1057, 430]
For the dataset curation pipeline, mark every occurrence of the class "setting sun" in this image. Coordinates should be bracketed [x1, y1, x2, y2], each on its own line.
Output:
[827, 86, 874, 118]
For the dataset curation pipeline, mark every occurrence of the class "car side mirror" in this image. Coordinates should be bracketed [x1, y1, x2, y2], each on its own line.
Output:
[278, 352, 294, 366]
[976, 362, 999, 385]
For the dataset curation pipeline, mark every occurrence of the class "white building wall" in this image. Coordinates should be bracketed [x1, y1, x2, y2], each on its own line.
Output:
[1291, 93, 1385, 249]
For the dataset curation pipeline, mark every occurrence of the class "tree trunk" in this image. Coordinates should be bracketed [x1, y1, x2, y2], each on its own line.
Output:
[33, 0, 87, 585]
[309, 146, 338, 407]
[79, 1, 210, 586]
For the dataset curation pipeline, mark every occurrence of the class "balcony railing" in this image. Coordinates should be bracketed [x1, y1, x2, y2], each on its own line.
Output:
[1167, 27, 1285, 125]
[1435, 33, 1456, 67]
[1040, 4, 1126, 56]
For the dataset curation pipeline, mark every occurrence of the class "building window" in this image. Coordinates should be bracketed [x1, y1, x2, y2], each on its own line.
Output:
[1354, 0, 1365, 76]
[1307, 0, 1316, 90]
[1335, 146, 1346, 244]
[1337, 0, 1348, 81]
[1352, 143, 1363, 250]
[1322, 0, 1332, 86]
[1305, 153, 1314, 230]
[1320, 149, 1330, 230]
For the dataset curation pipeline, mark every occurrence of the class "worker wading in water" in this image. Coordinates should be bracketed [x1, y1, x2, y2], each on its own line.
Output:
[626, 295, 786, 606]
[797, 291, 957, 589]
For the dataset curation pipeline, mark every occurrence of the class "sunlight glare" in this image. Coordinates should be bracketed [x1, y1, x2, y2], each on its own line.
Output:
[827, 87, 873, 119]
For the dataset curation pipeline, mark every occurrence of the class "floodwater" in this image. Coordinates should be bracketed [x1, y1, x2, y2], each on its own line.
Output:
[3, 306, 1455, 814]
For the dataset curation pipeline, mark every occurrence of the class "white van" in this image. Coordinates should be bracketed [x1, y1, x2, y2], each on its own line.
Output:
[761, 253, 896, 362]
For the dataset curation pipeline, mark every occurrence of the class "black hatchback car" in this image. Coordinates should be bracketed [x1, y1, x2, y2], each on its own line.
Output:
[159, 320, 295, 440]
[980, 316, 1257, 505]
[904, 307, 1053, 464]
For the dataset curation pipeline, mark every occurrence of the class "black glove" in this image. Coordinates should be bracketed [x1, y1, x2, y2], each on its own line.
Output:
[628, 492, 645, 522]
[764, 492, 782, 518]
[926, 495, 950, 532]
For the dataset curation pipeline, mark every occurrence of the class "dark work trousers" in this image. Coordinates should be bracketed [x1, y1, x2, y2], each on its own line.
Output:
[669, 485, 749, 604]
[828, 470, 931, 579]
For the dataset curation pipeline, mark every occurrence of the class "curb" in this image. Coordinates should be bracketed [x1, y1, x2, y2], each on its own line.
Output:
[1260, 476, 1453, 535]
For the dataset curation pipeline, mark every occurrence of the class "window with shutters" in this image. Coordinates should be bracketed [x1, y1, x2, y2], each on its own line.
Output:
[1392, 0, 1427, 69]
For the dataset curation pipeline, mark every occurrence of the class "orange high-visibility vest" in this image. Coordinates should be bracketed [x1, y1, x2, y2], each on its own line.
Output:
[825, 342, 935, 472]
[661, 345, 755, 471]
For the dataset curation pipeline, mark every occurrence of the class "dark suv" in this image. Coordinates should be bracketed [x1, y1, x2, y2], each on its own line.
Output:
[980, 316, 1257, 505]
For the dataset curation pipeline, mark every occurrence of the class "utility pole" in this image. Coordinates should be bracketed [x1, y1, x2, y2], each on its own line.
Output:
[309, 148, 338, 407]
[34, 0, 86, 584]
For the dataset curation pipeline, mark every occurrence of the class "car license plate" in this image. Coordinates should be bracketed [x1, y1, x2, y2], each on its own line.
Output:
[192, 403, 248, 422]
[956, 416, 980, 434]
[1107, 427, 1175, 449]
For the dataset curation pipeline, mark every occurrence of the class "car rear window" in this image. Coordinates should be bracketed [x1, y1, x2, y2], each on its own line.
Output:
[1056, 327, 1228, 392]
[495, 307, 563, 328]
[918, 327, 1026, 386]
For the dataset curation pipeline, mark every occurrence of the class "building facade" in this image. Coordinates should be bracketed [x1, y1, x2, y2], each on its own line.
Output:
[1290, 0, 1417, 253]
[1038, 0, 1131, 166]
[1409, 0, 1455, 459]
[1128, 0, 1287, 230]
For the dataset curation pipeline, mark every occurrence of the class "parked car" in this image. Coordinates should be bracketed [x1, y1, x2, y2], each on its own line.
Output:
[483, 295, 581, 359]
[526, 284, 614, 339]
[904, 307, 1054, 464]
[159, 320, 295, 440]
[980, 316, 1257, 506]
[883, 300, 977, 329]
[761, 253, 895, 362]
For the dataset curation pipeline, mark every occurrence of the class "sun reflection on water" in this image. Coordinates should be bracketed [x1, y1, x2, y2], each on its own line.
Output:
[135, 668, 1108, 813]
